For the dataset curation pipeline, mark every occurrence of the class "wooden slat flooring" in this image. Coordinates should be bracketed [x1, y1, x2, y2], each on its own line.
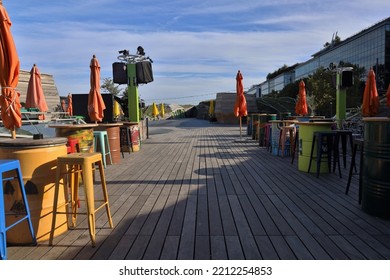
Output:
[7, 118, 390, 260]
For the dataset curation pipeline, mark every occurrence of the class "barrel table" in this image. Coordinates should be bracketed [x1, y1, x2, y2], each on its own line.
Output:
[0, 137, 68, 244]
[297, 121, 335, 173]
[361, 117, 390, 219]
[94, 123, 123, 164]
[49, 124, 98, 153]
[122, 122, 141, 152]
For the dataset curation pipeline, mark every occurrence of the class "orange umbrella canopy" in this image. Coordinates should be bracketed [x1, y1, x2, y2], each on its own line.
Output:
[25, 64, 48, 112]
[67, 93, 73, 116]
[88, 55, 105, 122]
[0, 4, 21, 137]
[295, 80, 308, 116]
[233, 70, 247, 117]
[362, 69, 379, 117]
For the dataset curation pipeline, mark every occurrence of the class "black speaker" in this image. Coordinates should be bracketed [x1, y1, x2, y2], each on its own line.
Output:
[341, 70, 353, 87]
[136, 61, 153, 84]
[72, 94, 114, 123]
[112, 62, 128, 84]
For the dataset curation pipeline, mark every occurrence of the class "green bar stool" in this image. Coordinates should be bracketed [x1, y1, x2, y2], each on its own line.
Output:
[93, 131, 112, 168]
[1, 160, 36, 260]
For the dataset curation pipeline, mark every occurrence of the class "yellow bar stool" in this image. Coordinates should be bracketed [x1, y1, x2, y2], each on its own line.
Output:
[49, 153, 114, 247]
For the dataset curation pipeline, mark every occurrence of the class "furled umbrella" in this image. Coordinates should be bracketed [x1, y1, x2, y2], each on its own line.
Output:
[88, 54, 106, 123]
[209, 100, 215, 116]
[362, 69, 379, 117]
[0, 3, 21, 138]
[160, 103, 165, 119]
[67, 93, 73, 116]
[152, 102, 159, 118]
[233, 70, 247, 138]
[25, 64, 48, 114]
[295, 80, 308, 116]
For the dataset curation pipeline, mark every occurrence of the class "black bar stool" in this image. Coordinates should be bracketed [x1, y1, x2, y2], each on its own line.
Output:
[308, 131, 341, 178]
[120, 126, 133, 157]
[345, 138, 364, 203]
[333, 130, 354, 168]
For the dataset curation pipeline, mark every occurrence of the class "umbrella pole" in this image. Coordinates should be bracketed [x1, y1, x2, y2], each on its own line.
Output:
[239, 117, 242, 139]
[11, 129, 16, 139]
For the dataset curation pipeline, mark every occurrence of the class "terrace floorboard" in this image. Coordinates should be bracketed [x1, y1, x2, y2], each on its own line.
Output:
[7, 118, 390, 260]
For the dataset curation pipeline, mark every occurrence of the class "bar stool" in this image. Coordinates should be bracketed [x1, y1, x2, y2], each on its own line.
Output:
[346, 138, 364, 203]
[120, 126, 133, 157]
[278, 125, 296, 157]
[93, 131, 112, 168]
[333, 130, 354, 168]
[1, 160, 36, 260]
[291, 127, 299, 164]
[307, 131, 341, 178]
[50, 153, 114, 247]
[263, 123, 272, 152]
[66, 139, 80, 154]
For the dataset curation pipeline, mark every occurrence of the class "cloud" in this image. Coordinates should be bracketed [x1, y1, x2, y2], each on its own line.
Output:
[6, 1, 390, 105]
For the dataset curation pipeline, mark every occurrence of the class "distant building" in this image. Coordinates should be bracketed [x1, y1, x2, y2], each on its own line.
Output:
[260, 17, 390, 94]
[214, 92, 257, 124]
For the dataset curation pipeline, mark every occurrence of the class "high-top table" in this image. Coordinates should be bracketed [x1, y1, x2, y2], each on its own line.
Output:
[0, 137, 68, 244]
[296, 121, 335, 173]
[361, 117, 390, 219]
[49, 123, 98, 153]
[94, 123, 123, 164]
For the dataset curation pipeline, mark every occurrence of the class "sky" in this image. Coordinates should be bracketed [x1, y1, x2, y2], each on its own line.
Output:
[4, 0, 390, 105]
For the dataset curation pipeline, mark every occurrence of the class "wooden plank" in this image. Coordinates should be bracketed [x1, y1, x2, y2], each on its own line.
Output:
[6, 119, 390, 261]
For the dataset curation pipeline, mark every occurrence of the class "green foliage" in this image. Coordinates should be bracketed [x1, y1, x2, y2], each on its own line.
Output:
[266, 63, 365, 117]
[101, 78, 121, 95]
[305, 67, 335, 115]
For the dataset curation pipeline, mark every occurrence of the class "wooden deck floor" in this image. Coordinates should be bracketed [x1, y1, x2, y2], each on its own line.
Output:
[7, 118, 390, 260]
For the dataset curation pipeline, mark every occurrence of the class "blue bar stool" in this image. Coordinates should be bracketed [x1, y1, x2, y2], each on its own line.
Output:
[93, 131, 112, 168]
[1, 160, 36, 260]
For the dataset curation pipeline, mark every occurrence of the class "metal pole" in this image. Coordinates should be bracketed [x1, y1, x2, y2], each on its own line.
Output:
[127, 63, 139, 123]
[336, 70, 346, 129]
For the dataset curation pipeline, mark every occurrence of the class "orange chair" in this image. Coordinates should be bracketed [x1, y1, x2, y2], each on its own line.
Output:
[66, 139, 80, 154]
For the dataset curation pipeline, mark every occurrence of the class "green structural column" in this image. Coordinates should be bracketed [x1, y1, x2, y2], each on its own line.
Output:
[127, 63, 139, 123]
[336, 71, 346, 128]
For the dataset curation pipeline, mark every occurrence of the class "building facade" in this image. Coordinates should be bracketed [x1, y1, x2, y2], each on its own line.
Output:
[260, 17, 390, 95]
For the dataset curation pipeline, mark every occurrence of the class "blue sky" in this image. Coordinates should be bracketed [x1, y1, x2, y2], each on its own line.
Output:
[5, 0, 390, 105]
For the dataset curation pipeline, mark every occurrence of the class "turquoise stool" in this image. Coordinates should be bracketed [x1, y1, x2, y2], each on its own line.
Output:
[1, 160, 36, 260]
[93, 131, 112, 168]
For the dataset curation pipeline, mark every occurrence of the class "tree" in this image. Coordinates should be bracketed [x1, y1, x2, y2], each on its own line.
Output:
[101, 77, 121, 95]
[305, 67, 335, 116]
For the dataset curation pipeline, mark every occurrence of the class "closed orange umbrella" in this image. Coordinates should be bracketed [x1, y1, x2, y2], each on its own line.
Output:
[295, 80, 308, 115]
[386, 83, 390, 108]
[88, 54, 105, 122]
[362, 69, 379, 117]
[234, 70, 247, 138]
[67, 93, 73, 116]
[26, 64, 48, 112]
[0, 3, 21, 138]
